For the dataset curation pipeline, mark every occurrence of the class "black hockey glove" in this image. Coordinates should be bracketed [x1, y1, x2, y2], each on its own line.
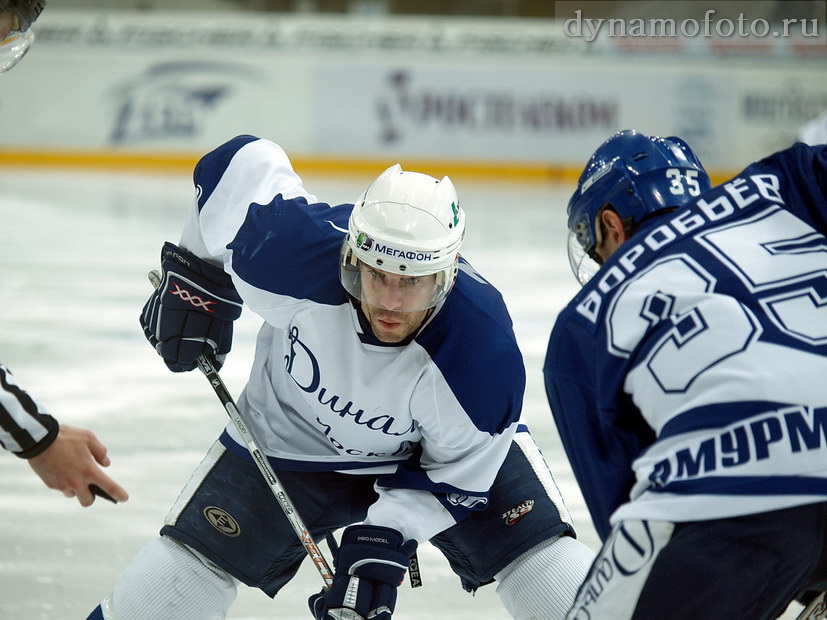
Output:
[140, 242, 243, 372]
[308, 525, 417, 620]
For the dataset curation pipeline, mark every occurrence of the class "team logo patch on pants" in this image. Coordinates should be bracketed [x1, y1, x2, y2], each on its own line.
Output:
[502, 499, 535, 526]
[204, 506, 241, 537]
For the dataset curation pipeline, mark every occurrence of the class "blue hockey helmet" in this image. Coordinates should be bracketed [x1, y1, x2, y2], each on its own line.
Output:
[566, 129, 710, 284]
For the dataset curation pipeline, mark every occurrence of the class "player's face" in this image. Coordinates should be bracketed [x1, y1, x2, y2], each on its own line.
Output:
[359, 266, 435, 342]
[0, 11, 20, 40]
[594, 236, 621, 264]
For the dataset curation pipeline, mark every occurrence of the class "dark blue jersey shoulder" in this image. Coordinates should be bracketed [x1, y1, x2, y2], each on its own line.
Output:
[193, 134, 259, 211]
[416, 259, 525, 435]
[746, 142, 827, 235]
[228, 196, 352, 305]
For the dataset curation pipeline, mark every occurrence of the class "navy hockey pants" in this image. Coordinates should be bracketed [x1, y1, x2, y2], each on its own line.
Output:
[567, 501, 827, 620]
[160, 429, 575, 597]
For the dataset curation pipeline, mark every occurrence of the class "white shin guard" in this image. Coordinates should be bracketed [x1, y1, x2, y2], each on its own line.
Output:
[495, 535, 595, 620]
[101, 536, 238, 620]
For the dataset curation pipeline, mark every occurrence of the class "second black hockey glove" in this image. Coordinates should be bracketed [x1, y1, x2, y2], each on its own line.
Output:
[309, 525, 417, 620]
[141, 242, 243, 372]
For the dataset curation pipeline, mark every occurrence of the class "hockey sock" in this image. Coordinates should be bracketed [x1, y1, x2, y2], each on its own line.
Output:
[495, 535, 595, 620]
[101, 535, 238, 619]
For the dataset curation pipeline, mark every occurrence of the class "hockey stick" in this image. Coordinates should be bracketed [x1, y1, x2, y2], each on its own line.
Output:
[147, 270, 352, 615]
[797, 591, 827, 620]
[89, 483, 117, 503]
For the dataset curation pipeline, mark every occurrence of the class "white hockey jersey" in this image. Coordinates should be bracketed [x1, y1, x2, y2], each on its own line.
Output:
[177, 135, 525, 543]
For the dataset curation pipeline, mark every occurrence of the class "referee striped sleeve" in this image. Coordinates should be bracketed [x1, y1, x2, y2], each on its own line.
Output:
[0, 364, 59, 458]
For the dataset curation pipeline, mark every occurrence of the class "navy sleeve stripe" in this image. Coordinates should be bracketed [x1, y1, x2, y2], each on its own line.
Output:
[660, 400, 805, 440]
[228, 196, 352, 305]
[415, 267, 525, 436]
[651, 475, 827, 497]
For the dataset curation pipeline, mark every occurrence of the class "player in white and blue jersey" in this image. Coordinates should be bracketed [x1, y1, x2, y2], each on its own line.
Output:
[545, 129, 827, 619]
[87, 135, 594, 620]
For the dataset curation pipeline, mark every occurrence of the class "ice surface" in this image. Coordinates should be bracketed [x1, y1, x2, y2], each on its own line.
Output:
[0, 167, 803, 619]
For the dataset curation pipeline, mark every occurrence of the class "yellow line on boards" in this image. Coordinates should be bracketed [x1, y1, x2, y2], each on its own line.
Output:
[0, 150, 200, 173]
[0, 149, 736, 186]
[0, 149, 580, 183]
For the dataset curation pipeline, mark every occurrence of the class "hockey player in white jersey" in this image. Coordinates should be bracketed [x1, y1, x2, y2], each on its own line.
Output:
[87, 134, 594, 620]
[545, 129, 827, 618]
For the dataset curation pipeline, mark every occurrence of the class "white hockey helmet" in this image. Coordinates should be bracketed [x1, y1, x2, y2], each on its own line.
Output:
[340, 164, 465, 311]
[0, 0, 46, 73]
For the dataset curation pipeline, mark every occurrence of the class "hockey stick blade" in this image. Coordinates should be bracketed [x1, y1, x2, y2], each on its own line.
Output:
[89, 484, 117, 503]
[797, 591, 827, 620]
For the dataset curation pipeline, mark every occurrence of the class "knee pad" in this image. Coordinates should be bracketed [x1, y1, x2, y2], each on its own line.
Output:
[495, 535, 595, 620]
